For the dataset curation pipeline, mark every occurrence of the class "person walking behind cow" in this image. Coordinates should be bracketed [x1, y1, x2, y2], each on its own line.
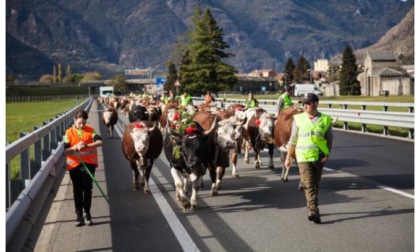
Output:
[180, 90, 193, 106]
[284, 93, 333, 224]
[244, 92, 259, 109]
[64, 110, 103, 227]
[276, 86, 293, 115]
[204, 91, 216, 104]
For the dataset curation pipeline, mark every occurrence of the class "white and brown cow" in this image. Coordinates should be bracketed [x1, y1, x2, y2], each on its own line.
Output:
[242, 108, 275, 170]
[122, 121, 163, 194]
[102, 106, 119, 138]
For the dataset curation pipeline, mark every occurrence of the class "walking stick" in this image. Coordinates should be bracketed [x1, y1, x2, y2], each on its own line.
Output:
[74, 152, 109, 204]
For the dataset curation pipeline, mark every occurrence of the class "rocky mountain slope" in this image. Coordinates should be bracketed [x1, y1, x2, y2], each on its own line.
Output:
[6, 0, 414, 81]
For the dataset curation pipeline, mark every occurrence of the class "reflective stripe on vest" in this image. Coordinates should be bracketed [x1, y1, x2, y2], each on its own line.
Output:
[280, 93, 292, 109]
[294, 113, 332, 162]
[65, 126, 99, 170]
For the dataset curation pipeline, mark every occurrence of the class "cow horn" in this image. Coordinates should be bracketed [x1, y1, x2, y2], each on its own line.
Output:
[148, 121, 157, 132]
[203, 117, 218, 136]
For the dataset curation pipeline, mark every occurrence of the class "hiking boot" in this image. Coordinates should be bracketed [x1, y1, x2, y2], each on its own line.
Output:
[75, 214, 85, 227]
[85, 213, 93, 226]
[308, 212, 321, 224]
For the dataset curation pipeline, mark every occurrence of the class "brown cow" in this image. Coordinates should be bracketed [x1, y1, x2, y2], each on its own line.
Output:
[121, 121, 163, 194]
[242, 108, 275, 169]
[273, 107, 303, 182]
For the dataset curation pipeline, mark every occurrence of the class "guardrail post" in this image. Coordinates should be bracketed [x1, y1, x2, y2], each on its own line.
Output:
[343, 122, 349, 130]
[361, 124, 367, 132]
[408, 129, 414, 139]
[33, 127, 42, 174]
[383, 106, 388, 112]
[383, 126, 389, 136]
[42, 122, 51, 161]
[408, 107, 414, 113]
[361, 105, 366, 110]
[20, 132, 31, 188]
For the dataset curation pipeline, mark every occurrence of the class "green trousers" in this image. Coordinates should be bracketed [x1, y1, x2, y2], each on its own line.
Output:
[298, 159, 324, 213]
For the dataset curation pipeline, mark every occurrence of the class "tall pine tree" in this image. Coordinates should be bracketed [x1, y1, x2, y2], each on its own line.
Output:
[339, 45, 361, 95]
[283, 57, 295, 87]
[293, 55, 310, 83]
[178, 5, 237, 96]
[164, 60, 178, 93]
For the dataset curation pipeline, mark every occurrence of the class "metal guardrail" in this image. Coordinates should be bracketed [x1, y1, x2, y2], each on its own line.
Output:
[192, 97, 414, 139]
[6, 97, 93, 251]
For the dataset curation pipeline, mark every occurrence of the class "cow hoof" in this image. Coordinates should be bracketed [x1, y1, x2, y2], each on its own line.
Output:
[216, 181, 222, 190]
[190, 203, 199, 210]
[245, 159, 250, 164]
[232, 173, 240, 178]
[134, 183, 140, 190]
[268, 165, 274, 170]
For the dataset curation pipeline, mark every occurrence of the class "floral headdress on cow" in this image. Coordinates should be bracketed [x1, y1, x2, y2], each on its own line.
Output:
[169, 110, 197, 158]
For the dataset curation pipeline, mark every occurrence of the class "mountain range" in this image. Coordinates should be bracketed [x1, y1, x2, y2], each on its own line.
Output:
[6, 0, 414, 81]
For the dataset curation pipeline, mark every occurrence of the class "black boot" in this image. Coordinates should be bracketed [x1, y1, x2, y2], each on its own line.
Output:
[85, 213, 93, 226]
[75, 212, 85, 227]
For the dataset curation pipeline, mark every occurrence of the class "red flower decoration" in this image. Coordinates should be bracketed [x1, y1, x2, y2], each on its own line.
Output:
[170, 123, 175, 128]
[135, 123, 143, 128]
[185, 126, 196, 134]
[173, 112, 179, 121]
[256, 119, 261, 126]
[235, 107, 243, 111]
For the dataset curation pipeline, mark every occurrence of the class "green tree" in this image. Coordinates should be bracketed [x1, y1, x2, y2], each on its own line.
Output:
[339, 45, 360, 95]
[110, 74, 127, 93]
[164, 61, 178, 93]
[293, 55, 310, 83]
[79, 72, 102, 83]
[283, 57, 295, 88]
[178, 5, 237, 96]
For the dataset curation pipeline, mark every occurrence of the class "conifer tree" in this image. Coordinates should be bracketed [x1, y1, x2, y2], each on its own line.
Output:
[293, 55, 310, 83]
[165, 61, 178, 93]
[178, 5, 237, 96]
[283, 57, 295, 87]
[339, 45, 360, 95]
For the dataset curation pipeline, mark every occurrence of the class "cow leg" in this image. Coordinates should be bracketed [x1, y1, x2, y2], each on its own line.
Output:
[110, 124, 114, 138]
[268, 143, 274, 170]
[279, 149, 289, 182]
[142, 160, 153, 194]
[231, 152, 240, 178]
[244, 142, 250, 164]
[190, 173, 201, 210]
[253, 148, 261, 169]
[216, 166, 225, 190]
[170, 168, 190, 209]
[208, 163, 218, 196]
[130, 160, 140, 190]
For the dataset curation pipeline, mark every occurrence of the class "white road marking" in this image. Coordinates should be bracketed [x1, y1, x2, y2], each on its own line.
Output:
[324, 166, 414, 199]
[116, 121, 200, 251]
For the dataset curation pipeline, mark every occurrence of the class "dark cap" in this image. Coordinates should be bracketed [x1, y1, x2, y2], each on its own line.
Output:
[299, 93, 319, 104]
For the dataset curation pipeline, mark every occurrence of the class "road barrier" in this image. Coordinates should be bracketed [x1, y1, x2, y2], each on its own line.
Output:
[192, 97, 414, 139]
[6, 97, 93, 251]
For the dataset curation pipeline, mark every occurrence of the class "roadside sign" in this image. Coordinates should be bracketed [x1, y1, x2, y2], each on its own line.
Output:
[156, 78, 166, 86]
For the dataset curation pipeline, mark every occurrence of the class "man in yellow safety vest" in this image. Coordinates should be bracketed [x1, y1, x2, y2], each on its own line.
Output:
[284, 93, 333, 224]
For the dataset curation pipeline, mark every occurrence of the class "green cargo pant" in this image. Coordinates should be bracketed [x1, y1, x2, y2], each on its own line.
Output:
[298, 159, 324, 214]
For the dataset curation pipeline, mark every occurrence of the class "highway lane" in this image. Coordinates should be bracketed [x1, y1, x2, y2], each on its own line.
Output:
[35, 102, 414, 251]
[108, 104, 413, 251]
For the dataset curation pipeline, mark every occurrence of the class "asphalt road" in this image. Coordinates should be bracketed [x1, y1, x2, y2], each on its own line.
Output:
[35, 100, 414, 252]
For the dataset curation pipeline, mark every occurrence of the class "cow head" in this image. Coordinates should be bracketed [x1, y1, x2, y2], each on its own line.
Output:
[102, 108, 114, 124]
[181, 117, 217, 169]
[255, 112, 275, 144]
[130, 122, 157, 156]
[216, 116, 244, 150]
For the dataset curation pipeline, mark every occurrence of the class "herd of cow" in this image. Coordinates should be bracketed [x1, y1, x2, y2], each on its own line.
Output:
[98, 95, 304, 211]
